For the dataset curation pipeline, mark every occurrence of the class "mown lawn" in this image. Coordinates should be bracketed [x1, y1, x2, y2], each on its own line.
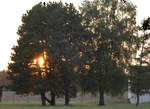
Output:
[0, 102, 150, 109]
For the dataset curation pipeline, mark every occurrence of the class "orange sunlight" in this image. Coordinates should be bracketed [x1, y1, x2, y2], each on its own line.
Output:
[38, 57, 44, 67]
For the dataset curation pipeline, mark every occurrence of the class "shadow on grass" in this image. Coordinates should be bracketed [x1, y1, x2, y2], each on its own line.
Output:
[1, 102, 150, 109]
[0, 102, 99, 108]
[0, 102, 42, 107]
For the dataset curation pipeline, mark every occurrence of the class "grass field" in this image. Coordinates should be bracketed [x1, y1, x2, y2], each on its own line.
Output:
[0, 102, 150, 109]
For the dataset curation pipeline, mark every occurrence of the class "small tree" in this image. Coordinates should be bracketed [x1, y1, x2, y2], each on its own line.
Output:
[129, 17, 150, 106]
[0, 70, 11, 102]
[129, 66, 150, 105]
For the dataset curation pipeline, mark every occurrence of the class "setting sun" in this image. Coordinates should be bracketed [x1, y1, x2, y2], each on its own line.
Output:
[38, 57, 44, 67]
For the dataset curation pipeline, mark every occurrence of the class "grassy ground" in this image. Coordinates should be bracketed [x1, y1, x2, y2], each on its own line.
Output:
[0, 102, 150, 109]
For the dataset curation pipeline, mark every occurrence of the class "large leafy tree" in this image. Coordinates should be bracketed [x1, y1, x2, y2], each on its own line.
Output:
[8, 2, 91, 106]
[46, 3, 92, 105]
[80, 0, 138, 106]
[8, 3, 57, 106]
[8, 2, 65, 106]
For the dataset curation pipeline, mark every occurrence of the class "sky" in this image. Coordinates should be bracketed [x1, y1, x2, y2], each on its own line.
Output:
[0, 0, 150, 71]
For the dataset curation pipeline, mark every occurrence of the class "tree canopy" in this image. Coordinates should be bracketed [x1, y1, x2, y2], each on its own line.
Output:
[79, 0, 138, 106]
[8, 0, 141, 107]
[129, 17, 150, 106]
[8, 2, 92, 106]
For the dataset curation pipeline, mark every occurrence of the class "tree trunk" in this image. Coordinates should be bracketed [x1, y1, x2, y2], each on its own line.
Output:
[41, 92, 46, 106]
[44, 96, 51, 104]
[64, 81, 70, 106]
[98, 88, 105, 106]
[136, 93, 139, 106]
[65, 90, 70, 106]
[43, 92, 56, 106]
[0, 86, 3, 102]
[64, 79, 70, 106]
[50, 92, 56, 105]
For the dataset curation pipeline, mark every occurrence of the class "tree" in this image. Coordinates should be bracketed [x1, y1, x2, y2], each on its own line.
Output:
[142, 17, 150, 30]
[8, 2, 64, 106]
[46, 3, 92, 105]
[129, 66, 150, 106]
[8, 2, 91, 106]
[129, 17, 150, 106]
[0, 70, 11, 102]
[80, 0, 138, 106]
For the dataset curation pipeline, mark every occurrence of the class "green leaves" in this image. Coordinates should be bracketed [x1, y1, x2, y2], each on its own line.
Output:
[8, 0, 142, 106]
[128, 18, 150, 105]
[8, 2, 92, 105]
[80, 0, 137, 105]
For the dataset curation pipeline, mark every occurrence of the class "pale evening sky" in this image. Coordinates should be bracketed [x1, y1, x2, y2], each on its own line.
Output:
[0, 0, 149, 71]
